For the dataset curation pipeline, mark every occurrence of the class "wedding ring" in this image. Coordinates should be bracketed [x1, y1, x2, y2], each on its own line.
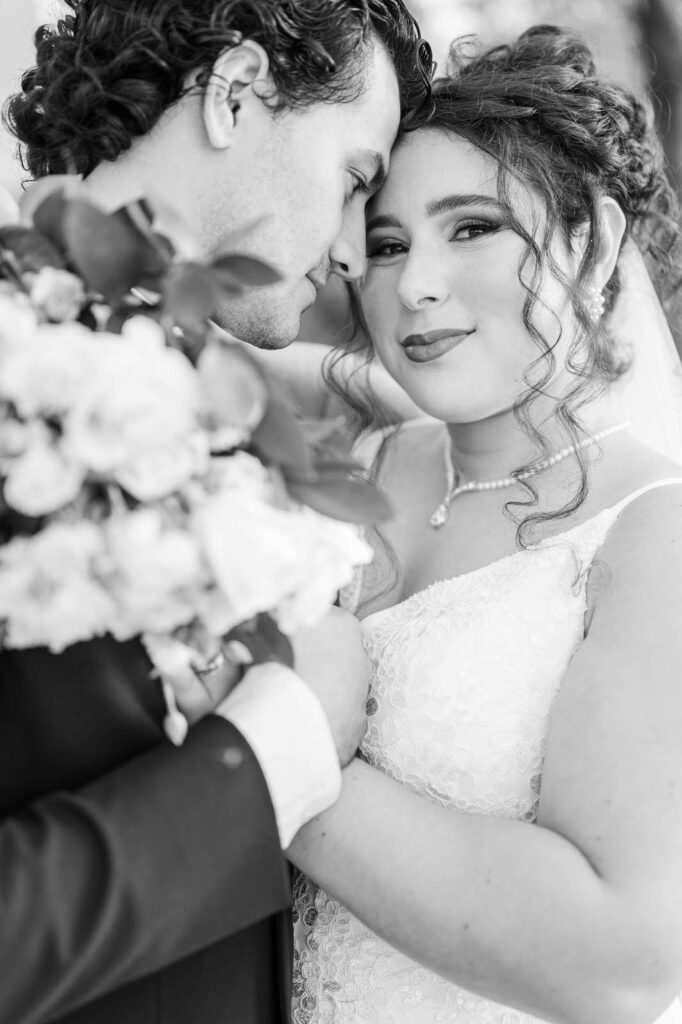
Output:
[194, 649, 227, 678]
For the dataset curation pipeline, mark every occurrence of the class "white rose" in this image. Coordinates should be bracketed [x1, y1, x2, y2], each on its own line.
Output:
[192, 491, 299, 632]
[65, 328, 204, 497]
[208, 451, 274, 499]
[102, 509, 204, 636]
[119, 314, 167, 351]
[30, 267, 86, 323]
[192, 489, 372, 634]
[0, 417, 31, 461]
[4, 437, 85, 516]
[0, 295, 40, 404]
[275, 510, 373, 633]
[0, 521, 116, 651]
[116, 433, 210, 503]
[0, 319, 96, 418]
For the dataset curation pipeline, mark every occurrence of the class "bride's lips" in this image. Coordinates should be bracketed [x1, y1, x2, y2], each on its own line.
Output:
[401, 328, 473, 364]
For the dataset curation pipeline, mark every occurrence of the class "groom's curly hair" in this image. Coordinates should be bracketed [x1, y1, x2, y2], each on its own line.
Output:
[5, 0, 433, 179]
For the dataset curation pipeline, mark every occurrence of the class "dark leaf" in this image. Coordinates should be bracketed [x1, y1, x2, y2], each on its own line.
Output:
[287, 476, 393, 524]
[0, 225, 66, 271]
[283, 454, 367, 486]
[115, 203, 170, 285]
[63, 199, 154, 300]
[251, 383, 312, 474]
[224, 613, 294, 668]
[32, 190, 70, 253]
[78, 305, 99, 331]
[22, 176, 85, 238]
[162, 262, 222, 331]
[211, 253, 281, 288]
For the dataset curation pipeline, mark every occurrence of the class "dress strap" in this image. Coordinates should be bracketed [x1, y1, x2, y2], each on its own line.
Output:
[550, 476, 682, 566]
[608, 477, 682, 518]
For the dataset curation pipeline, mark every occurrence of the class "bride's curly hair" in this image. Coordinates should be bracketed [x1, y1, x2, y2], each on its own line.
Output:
[327, 24, 681, 547]
[5, 0, 432, 179]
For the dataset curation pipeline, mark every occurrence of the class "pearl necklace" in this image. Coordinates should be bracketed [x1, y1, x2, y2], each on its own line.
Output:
[430, 421, 631, 528]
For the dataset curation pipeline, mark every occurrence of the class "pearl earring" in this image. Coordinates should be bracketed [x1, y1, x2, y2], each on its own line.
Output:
[585, 286, 606, 322]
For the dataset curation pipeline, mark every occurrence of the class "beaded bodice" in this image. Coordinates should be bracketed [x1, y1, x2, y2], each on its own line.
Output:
[292, 481, 682, 1024]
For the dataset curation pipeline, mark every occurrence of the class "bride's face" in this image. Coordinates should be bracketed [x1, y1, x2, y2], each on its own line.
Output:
[361, 129, 580, 424]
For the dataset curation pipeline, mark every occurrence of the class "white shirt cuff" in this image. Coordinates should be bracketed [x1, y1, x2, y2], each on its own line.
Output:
[216, 662, 341, 849]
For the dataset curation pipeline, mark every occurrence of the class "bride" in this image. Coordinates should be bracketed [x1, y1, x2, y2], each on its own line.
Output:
[262, 25, 682, 1024]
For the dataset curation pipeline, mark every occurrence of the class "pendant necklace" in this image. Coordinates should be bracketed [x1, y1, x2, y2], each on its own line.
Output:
[430, 421, 631, 529]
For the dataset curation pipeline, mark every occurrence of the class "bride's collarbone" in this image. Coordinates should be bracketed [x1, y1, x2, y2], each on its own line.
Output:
[373, 426, 667, 606]
[381, 497, 523, 604]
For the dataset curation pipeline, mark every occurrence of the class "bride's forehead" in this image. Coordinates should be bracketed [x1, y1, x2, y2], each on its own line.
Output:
[374, 132, 543, 226]
[369, 134, 498, 219]
[383, 131, 498, 194]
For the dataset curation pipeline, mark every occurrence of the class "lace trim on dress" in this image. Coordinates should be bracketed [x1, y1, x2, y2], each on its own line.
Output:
[293, 476, 682, 1024]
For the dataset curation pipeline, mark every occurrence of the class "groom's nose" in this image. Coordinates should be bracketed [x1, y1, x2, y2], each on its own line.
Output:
[329, 207, 366, 282]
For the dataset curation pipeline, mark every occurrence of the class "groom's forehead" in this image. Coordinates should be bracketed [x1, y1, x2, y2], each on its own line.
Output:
[333, 43, 402, 157]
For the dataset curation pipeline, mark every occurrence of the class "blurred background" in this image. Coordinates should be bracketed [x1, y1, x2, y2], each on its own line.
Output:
[1, 0, 680, 337]
[2, 0, 680, 194]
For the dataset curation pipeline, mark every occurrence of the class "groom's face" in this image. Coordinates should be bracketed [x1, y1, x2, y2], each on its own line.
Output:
[211, 43, 401, 347]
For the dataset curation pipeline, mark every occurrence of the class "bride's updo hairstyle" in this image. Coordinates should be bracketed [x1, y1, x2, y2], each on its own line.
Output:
[334, 25, 680, 545]
[5, 0, 432, 179]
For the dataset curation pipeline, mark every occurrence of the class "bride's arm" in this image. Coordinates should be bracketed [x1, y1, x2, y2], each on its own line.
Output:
[287, 486, 682, 1024]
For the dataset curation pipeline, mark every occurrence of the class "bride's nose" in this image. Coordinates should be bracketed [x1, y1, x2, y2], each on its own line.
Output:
[397, 252, 450, 311]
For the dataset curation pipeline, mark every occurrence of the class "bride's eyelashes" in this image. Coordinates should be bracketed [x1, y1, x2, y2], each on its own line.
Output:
[366, 236, 408, 260]
[366, 218, 503, 261]
[450, 218, 502, 241]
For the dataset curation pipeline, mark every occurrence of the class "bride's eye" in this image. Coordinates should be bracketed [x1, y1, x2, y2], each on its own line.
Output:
[451, 219, 500, 241]
[366, 238, 408, 260]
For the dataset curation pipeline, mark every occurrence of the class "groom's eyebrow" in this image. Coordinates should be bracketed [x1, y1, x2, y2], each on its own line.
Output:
[362, 150, 388, 194]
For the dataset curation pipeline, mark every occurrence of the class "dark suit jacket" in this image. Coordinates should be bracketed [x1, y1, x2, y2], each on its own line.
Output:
[0, 637, 293, 1024]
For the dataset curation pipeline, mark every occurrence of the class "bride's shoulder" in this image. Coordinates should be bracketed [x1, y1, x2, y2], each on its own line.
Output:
[593, 451, 682, 578]
[582, 463, 682, 631]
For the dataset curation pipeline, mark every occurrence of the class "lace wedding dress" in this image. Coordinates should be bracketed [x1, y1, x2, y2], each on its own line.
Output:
[293, 477, 682, 1024]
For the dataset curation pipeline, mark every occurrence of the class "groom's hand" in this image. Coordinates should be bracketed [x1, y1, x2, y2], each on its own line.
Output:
[163, 656, 241, 726]
[292, 608, 371, 767]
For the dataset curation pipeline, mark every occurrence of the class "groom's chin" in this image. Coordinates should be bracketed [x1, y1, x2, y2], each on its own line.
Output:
[213, 300, 300, 349]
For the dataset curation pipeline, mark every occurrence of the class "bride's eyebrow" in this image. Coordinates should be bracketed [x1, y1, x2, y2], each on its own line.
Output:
[366, 212, 402, 232]
[425, 193, 502, 217]
[366, 193, 503, 233]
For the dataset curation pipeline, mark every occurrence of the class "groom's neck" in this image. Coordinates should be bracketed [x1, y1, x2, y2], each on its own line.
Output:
[83, 97, 210, 241]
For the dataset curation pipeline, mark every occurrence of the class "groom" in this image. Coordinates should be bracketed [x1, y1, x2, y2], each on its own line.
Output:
[0, 2, 431, 1023]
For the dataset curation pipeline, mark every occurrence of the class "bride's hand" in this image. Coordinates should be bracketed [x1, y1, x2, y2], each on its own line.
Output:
[292, 607, 372, 767]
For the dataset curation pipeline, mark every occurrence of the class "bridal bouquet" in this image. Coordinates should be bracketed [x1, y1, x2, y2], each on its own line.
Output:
[0, 178, 385, 740]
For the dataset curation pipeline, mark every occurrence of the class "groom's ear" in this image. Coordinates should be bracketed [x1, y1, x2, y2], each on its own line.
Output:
[202, 41, 272, 150]
[593, 196, 627, 290]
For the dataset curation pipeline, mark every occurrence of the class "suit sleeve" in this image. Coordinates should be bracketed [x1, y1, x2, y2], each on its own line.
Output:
[0, 715, 291, 1024]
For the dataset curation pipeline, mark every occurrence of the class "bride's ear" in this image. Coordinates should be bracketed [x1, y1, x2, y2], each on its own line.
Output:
[202, 40, 271, 150]
[592, 196, 627, 291]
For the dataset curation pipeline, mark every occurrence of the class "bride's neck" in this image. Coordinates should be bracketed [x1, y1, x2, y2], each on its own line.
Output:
[447, 389, 626, 482]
